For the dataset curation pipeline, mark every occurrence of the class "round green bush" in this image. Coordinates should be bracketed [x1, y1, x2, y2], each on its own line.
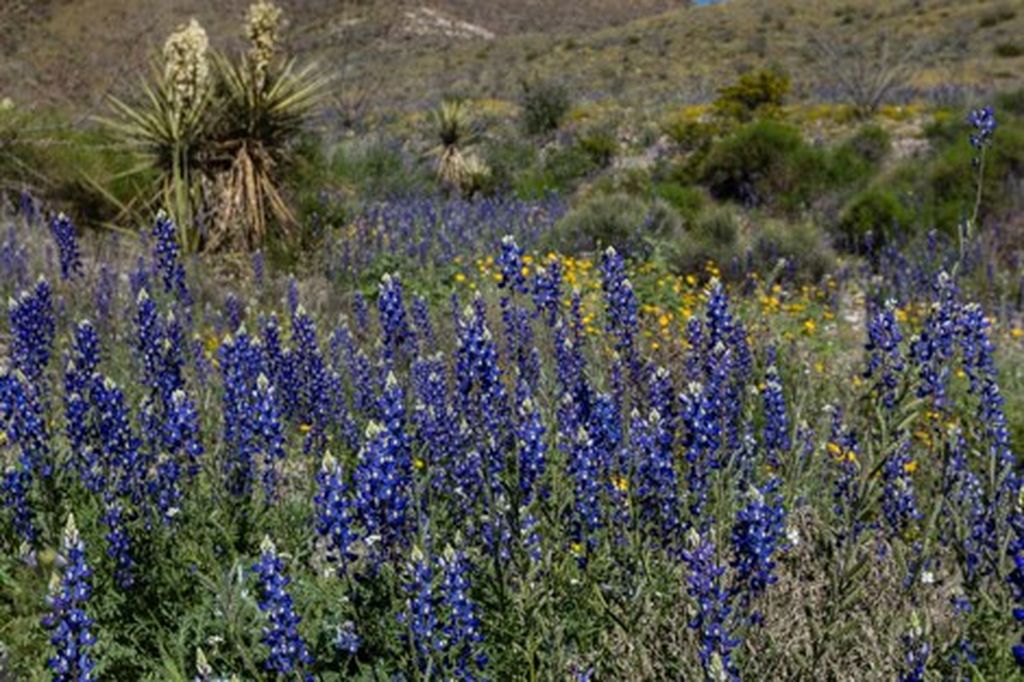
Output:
[700, 120, 828, 213]
[837, 186, 913, 249]
[547, 193, 681, 255]
[748, 219, 835, 282]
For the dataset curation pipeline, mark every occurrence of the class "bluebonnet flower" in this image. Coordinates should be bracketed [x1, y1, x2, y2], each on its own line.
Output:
[252, 537, 315, 680]
[19, 190, 36, 225]
[898, 622, 930, 682]
[224, 294, 243, 332]
[864, 301, 905, 410]
[354, 377, 413, 560]
[219, 332, 272, 499]
[165, 389, 203, 481]
[455, 298, 511, 493]
[152, 211, 191, 306]
[440, 548, 487, 680]
[826, 407, 864, 542]
[287, 276, 300, 318]
[411, 354, 460, 486]
[42, 515, 97, 681]
[9, 278, 55, 387]
[683, 534, 739, 681]
[412, 295, 436, 350]
[911, 273, 958, 409]
[332, 321, 379, 419]
[352, 291, 370, 334]
[957, 302, 1017, 489]
[2, 454, 35, 543]
[1008, 507, 1024, 667]
[49, 213, 81, 281]
[568, 427, 603, 562]
[761, 347, 790, 467]
[515, 385, 547, 506]
[600, 247, 641, 383]
[290, 306, 338, 453]
[379, 273, 415, 363]
[128, 256, 149, 300]
[730, 479, 786, 622]
[252, 250, 265, 288]
[102, 500, 135, 589]
[399, 547, 439, 674]
[314, 452, 359, 574]
[334, 621, 360, 655]
[633, 407, 681, 551]
[496, 235, 528, 294]
[967, 106, 996, 151]
[531, 257, 562, 327]
[0, 226, 28, 289]
[133, 289, 164, 397]
[681, 356, 729, 527]
[0, 369, 51, 541]
[93, 376, 143, 505]
[253, 374, 286, 502]
[882, 442, 922, 538]
[941, 430, 993, 582]
[502, 300, 541, 394]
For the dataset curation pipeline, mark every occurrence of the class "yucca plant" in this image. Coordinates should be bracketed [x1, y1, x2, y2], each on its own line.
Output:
[428, 99, 488, 197]
[103, 3, 324, 253]
[207, 56, 326, 251]
[103, 19, 213, 252]
[204, 1, 328, 252]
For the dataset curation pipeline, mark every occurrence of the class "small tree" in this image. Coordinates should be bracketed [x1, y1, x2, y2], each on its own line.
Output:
[520, 78, 571, 136]
[713, 68, 791, 122]
[807, 25, 921, 119]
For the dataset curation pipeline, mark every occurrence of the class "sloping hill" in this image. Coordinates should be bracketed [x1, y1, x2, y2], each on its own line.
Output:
[2, 0, 1022, 118]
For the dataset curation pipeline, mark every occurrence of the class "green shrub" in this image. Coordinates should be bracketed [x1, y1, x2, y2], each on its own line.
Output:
[978, 5, 1016, 28]
[654, 183, 705, 225]
[662, 117, 718, 154]
[521, 78, 571, 136]
[843, 124, 892, 166]
[481, 138, 537, 194]
[577, 127, 619, 168]
[330, 137, 430, 199]
[585, 167, 653, 201]
[996, 88, 1024, 117]
[837, 185, 913, 248]
[994, 43, 1024, 58]
[713, 69, 791, 122]
[747, 219, 835, 281]
[665, 205, 739, 275]
[546, 193, 680, 255]
[924, 120, 1024, 229]
[828, 124, 892, 187]
[700, 120, 828, 212]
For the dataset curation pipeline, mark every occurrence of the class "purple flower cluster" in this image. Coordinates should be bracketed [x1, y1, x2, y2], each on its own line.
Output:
[42, 516, 97, 681]
[252, 538, 315, 679]
[49, 213, 82, 281]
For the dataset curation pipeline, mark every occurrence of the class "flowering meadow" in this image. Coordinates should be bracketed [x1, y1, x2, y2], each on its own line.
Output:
[2, 111, 1024, 679]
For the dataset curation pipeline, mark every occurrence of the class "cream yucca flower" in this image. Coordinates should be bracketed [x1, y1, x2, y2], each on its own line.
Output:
[246, 1, 283, 83]
[163, 18, 210, 112]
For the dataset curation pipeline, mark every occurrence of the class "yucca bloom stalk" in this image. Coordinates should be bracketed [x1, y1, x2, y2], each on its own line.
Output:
[105, 19, 212, 252]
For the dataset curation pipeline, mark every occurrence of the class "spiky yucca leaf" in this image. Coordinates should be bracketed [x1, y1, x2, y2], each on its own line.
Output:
[206, 54, 327, 251]
[428, 99, 487, 197]
[101, 72, 212, 252]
